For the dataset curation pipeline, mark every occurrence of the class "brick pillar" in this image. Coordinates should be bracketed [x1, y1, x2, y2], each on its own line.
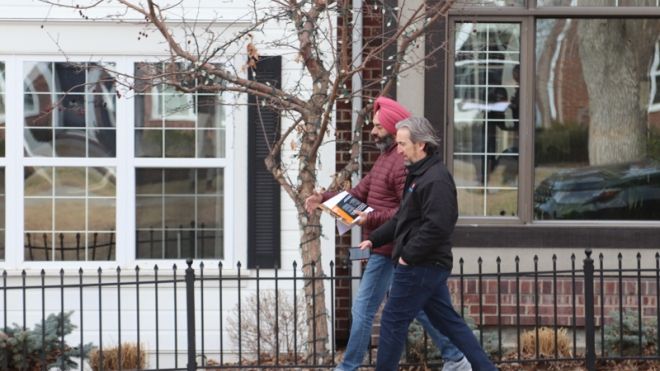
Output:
[333, 0, 386, 347]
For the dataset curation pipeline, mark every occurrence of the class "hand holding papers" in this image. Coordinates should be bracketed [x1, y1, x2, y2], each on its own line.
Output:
[319, 191, 373, 235]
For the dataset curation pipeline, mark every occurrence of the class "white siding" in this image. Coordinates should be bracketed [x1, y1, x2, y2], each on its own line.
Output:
[0, 0, 249, 22]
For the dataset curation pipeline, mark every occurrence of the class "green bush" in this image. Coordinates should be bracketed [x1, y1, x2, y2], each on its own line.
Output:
[405, 319, 443, 363]
[603, 309, 657, 356]
[0, 311, 93, 370]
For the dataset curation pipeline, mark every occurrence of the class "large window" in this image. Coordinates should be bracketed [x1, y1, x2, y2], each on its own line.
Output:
[453, 22, 521, 217]
[534, 18, 660, 220]
[134, 63, 226, 158]
[136, 168, 224, 259]
[450, 15, 660, 223]
[24, 166, 116, 261]
[133, 62, 227, 260]
[0, 59, 233, 263]
[22, 61, 118, 261]
[23, 62, 116, 158]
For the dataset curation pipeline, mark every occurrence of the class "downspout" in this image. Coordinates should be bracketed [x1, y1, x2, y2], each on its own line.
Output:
[351, 0, 363, 294]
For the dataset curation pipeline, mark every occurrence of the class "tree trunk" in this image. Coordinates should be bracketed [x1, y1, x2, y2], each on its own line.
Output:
[298, 213, 330, 364]
[577, 18, 658, 165]
[293, 114, 331, 365]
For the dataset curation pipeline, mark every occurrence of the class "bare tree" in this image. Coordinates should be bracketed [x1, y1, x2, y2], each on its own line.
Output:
[39, 0, 456, 360]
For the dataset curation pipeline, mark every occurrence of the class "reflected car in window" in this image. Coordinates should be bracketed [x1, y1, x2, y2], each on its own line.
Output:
[534, 161, 660, 220]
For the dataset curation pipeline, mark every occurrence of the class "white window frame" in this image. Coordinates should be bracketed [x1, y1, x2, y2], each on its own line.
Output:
[0, 55, 244, 271]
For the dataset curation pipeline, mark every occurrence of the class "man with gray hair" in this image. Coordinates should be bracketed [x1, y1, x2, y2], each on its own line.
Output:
[359, 117, 497, 370]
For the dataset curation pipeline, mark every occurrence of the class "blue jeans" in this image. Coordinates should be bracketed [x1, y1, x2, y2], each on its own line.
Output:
[376, 264, 496, 371]
[415, 311, 465, 362]
[337, 254, 465, 371]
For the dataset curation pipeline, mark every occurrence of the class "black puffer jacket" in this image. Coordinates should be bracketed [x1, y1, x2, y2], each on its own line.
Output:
[368, 153, 458, 270]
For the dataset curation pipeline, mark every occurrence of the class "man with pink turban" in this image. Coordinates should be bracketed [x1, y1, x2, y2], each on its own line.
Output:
[306, 96, 471, 371]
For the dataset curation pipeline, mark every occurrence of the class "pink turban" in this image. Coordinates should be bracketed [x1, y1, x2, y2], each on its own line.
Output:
[373, 96, 411, 135]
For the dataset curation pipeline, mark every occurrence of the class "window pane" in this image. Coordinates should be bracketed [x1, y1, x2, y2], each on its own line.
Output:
[24, 198, 52, 231]
[55, 167, 85, 196]
[24, 233, 51, 261]
[136, 168, 224, 259]
[23, 62, 117, 158]
[54, 129, 86, 157]
[197, 129, 225, 158]
[164, 130, 195, 157]
[52, 233, 86, 261]
[134, 62, 226, 158]
[534, 19, 660, 220]
[453, 22, 521, 217]
[136, 196, 163, 229]
[135, 129, 162, 157]
[24, 166, 116, 261]
[88, 199, 116, 231]
[88, 232, 115, 261]
[538, 0, 659, 6]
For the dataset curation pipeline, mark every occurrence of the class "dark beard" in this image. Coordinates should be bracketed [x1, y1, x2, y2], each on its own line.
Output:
[374, 134, 394, 153]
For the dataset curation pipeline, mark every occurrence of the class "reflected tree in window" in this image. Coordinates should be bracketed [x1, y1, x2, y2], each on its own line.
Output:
[534, 18, 660, 220]
[577, 18, 660, 164]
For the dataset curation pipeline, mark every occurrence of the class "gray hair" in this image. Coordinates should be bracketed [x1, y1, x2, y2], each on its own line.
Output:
[395, 117, 440, 153]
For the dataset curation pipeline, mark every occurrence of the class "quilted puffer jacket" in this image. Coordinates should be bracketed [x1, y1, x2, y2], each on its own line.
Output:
[323, 143, 406, 257]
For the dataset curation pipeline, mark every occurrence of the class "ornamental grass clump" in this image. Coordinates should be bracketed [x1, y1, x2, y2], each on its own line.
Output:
[89, 342, 147, 371]
[521, 327, 572, 358]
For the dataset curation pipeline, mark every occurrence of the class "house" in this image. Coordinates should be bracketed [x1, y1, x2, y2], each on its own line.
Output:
[1, 0, 659, 367]
[0, 0, 338, 367]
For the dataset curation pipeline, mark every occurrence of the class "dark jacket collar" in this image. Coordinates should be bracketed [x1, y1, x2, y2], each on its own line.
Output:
[384, 142, 397, 154]
[406, 152, 440, 176]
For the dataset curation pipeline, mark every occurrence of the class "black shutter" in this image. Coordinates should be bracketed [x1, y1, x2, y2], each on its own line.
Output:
[247, 56, 281, 269]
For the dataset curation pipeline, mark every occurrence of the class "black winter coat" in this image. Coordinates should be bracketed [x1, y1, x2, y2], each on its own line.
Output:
[368, 153, 458, 270]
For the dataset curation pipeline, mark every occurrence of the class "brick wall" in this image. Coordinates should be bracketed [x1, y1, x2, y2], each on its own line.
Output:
[448, 277, 658, 328]
[366, 277, 659, 348]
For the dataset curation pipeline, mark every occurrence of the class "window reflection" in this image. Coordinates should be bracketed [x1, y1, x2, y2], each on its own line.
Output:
[453, 22, 521, 217]
[136, 168, 224, 259]
[24, 166, 116, 261]
[534, 19, 660, 220]
[23, 62, 116, 158]
[134, 62, 226, 158]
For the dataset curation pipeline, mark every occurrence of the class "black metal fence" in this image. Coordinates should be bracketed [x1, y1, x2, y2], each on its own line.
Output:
[1, 249, 658, 370]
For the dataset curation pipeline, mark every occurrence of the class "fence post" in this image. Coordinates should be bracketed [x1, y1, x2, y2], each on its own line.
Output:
[186, 259, 196, 371]
[583, 249, 596, 371]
